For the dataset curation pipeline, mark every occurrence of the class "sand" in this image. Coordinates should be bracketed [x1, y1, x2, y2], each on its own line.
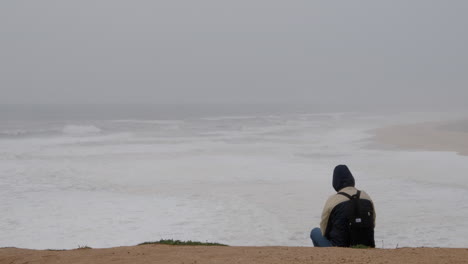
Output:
[1, 245, 468, 264]
[371, 119, 468, 156]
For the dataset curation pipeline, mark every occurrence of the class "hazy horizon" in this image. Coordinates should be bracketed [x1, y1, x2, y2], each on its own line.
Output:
[1, 1, 467, 109]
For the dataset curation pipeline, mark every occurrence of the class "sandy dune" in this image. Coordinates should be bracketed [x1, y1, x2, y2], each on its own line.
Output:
[372, 119, 468, 156]
[1, 245, 467, 264]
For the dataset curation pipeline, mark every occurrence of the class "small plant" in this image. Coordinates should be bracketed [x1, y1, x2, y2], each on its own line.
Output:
[351, 244, 370, 249]
[77, 245, 92, 249]
[138, 239, 227, 246]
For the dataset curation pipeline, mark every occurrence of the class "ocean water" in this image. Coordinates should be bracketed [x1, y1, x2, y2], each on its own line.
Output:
[1, 104, 467, 249]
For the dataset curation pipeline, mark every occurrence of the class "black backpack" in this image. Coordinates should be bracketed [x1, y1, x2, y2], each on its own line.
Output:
[338, 190, 375, 247]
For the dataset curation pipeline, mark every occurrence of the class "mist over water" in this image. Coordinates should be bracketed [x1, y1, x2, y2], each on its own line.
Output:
[2, 1, 468, 107]
[1, 104, 467, 249]
[2, 0, 468, 250]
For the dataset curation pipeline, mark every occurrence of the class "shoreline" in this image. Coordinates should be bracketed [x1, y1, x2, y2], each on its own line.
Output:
[1, 245, 468, 264]
[370, 119, 468, 156]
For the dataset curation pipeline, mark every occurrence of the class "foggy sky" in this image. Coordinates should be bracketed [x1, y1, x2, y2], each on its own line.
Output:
[1, 1, 467, 107]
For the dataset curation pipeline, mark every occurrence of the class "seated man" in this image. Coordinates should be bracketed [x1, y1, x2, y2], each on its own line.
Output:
[311, 165, 376, 247]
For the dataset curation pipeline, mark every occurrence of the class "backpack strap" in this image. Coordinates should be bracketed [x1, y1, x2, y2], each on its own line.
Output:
[353, 190, 361, 199]
[338, 190, 361, 200]
[352, 190, 362, 220]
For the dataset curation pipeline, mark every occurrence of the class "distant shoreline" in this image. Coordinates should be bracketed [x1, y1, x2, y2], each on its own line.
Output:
[371, 119, 468, 156]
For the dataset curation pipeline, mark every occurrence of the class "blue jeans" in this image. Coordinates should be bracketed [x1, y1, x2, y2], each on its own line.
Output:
[310, 227, 333, 247]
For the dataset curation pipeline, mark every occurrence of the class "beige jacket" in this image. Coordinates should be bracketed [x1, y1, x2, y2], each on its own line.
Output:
[320, 186, 376, 236]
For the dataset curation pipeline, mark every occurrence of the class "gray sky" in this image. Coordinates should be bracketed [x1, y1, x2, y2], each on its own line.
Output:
[1, 1, 467, 107]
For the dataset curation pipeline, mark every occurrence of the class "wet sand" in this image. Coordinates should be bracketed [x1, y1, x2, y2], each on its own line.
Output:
[1, 245, 468, 264]
[371, 119, 468, 156]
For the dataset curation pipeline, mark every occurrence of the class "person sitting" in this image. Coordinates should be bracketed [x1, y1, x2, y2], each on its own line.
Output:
[310, 165, 376, 247]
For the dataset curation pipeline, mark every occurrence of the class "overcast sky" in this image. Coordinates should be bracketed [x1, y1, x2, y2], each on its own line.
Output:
[1, 1, 467, 107]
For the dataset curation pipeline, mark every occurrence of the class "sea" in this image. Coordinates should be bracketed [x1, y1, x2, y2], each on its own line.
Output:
[1, 104, 467, 249]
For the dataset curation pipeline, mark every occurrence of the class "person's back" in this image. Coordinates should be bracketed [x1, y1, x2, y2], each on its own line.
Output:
[310, 165, 376, 247]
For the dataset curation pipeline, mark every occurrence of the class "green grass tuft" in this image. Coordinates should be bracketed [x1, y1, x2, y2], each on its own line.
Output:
[138, 239, 227, 246]
[77, 245, 92, 250]
[351, 244, 371, 249]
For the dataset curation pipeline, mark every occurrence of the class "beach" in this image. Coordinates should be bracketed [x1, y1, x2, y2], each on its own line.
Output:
[1, 245, 468, 264]
[372, 119, 468, 156]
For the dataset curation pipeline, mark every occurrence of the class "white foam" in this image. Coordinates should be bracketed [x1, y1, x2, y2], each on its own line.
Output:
[1, 112, 468, 249]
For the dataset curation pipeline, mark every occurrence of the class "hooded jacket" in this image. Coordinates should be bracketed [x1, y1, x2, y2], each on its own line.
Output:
[319, 165, 376, 247]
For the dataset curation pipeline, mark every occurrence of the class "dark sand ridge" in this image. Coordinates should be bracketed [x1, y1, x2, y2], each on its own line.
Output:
[1, 245, 468, 264]
[371, 119, 468, 156]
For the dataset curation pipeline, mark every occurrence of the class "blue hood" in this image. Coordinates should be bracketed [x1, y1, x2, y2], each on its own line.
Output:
[332, 165, 355, 192]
